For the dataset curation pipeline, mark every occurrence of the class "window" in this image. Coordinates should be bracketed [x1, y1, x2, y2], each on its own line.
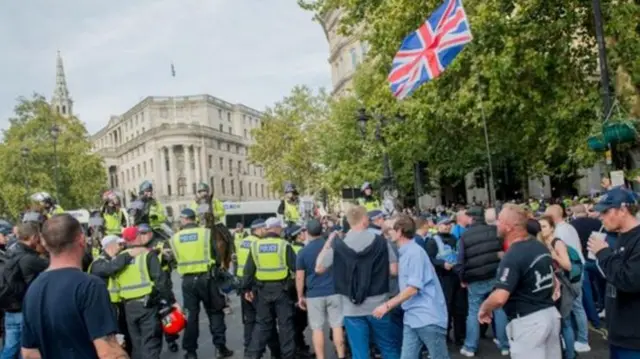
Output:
[227, 112, 231, 122]
[244, 129, 248, 138]
[150, 159, 154, 172]
[218, 109, 222, 120]
[219, 124, 223, 132]
[221, 179, 226, 194]
[208, 155, 213, 169]
[209, 176, 215, 195]
[219, 157, 224, 170]
[238, 161, 242, 173]
[255, 183, 258, 197]
[350, 48, 358, 68]
[217, 141, 222, 150]
[143, 162, 147, 175]
[226, 143, 230, 151]
[239, 181, 244, 196]
[137, 165, 141, 178]
[261, 184, 265, 198]
[230, 179, 235, 195]
[249, 182, 252, 196]
[228, 126, 232, 134]
[228, 159, 233, 174]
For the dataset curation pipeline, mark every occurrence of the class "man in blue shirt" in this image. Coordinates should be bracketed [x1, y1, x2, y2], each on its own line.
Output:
[372, 214, 450, 359]
[296, 219, 345, 359]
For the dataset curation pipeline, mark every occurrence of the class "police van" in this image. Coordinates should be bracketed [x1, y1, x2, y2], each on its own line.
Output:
[223, 201, 281, 229]
[64, 209, 91, 233]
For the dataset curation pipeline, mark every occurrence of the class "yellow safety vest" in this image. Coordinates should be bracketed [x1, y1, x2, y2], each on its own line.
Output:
[153, 241, 172, 272]
[169, 227, 215, 275]
[104, 212, 122, 236]
[250, 238, 289, 281]
[91, 247, 101, 259]
[284, 201, 300, 223]
[236, 235, 257, 277]
[234, 232, 245, 243]
[358, 198, 381, 212]
[149, 201, 167, 229]
[115, 250, 153, 300]
[190, 198, 226, 225]
[292, 244, 303, 255]
[88, 257, 121, 303]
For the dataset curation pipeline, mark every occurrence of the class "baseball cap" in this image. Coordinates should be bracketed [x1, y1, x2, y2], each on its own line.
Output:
[121, 227, 139, 242]
[594, 187, 638, 213]
[250, 219, 266, 229]
[101, 235, 124, 248]
[265, 217, 283, 229]
[305, 219, 323, 236]
[368, 210, 384, 221]
[180, 208, 196, 219]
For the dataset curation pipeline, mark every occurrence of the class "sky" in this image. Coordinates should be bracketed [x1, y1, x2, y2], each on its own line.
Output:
[0, 0, 331, 134]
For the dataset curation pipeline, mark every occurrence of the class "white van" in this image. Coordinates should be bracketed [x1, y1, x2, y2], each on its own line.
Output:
[223, 200, 281, 229]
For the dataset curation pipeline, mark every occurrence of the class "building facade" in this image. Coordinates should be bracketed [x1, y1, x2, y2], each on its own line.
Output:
[90, 95, 276, 214]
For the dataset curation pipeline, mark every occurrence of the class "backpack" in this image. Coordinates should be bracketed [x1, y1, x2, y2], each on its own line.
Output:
[0, 251, 27, 310]
[552, 238, 583, 283]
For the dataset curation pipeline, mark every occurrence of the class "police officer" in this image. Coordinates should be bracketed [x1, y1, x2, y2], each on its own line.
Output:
[117, 225, 176, 359]
[191, 182, 233, 243]
[277, 183, 300, 226]
[234, 222, 247, 247]
[357, 182, 381, 211]
[169, 208, 234, 359]
[144, 222, 180, 353]
[89, 235, 144, 356]
[30, 192, 64, 218]
[138, 181, 168, 230]
[242, 217, 297, 359]
[284, 225, 312, 357]
[102, 190, 131, 235]
[237, 219, 281, 358]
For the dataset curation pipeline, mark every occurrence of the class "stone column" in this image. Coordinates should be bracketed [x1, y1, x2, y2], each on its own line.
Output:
[186, 145, 194, 196]
[157, 147, 167, 197]
[169, 145, 178, 197]
[195, 146, 203, 184]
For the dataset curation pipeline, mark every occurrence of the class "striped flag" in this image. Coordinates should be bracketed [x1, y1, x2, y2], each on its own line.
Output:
[171, 63, 176, 77]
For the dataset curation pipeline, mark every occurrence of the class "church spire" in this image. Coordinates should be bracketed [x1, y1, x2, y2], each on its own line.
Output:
[51, 50, 73, 117]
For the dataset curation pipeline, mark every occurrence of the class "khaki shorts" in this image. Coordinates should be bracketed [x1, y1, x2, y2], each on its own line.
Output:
[306, 294, 343, 330]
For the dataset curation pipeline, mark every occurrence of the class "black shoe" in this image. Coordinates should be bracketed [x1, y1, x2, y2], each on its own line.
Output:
[184, 352, 198, 359]
[217, 346, 234, 359]
[168, 342, 179, 352]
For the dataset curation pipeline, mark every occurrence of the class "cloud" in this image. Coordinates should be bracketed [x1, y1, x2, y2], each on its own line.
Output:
[0, 0, 330, 133]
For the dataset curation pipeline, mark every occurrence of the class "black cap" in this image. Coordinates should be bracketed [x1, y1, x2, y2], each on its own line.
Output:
[305, 219, 323, 236]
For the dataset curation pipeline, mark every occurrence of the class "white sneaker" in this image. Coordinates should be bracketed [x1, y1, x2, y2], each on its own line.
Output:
[459, 348, 475, 357]
[575, 342, 591, 353]
[599, 309, 606, 319]
[500, 349, 510, 356]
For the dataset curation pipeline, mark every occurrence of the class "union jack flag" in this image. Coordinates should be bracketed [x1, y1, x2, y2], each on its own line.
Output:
[388, 0, 472, 100]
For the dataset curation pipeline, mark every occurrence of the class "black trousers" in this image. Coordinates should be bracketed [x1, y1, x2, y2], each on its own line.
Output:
[115, 303, 133, 356]
[241, 291, 281, 357]
[247, 284, 295, 359]
[182, 273, 228, 352]
[294, 307, 308, 350]
[440, 273, 467, 343]
[124, 300, 163, 359]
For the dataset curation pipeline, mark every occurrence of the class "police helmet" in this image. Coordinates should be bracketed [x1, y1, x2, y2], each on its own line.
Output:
[31, 192, 53, 204]
[361, 182, 372, 192]
[197, 182, 210, 193]
[139, 180, 153, 194]
[284, 183, 297, 194]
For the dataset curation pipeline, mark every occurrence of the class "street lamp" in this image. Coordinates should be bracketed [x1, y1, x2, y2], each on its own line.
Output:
[356, 107, 399, 199]
[21, 147, 30, 206]
[50, 124, 61, 200]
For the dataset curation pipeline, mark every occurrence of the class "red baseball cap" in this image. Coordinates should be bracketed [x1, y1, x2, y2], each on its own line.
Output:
[122, 227, 139, 243]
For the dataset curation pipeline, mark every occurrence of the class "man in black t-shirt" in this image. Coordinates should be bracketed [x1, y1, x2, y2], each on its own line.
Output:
[478, 204, 561, 359]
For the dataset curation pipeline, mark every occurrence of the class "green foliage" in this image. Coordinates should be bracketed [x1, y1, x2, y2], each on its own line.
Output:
[248, 86, 329, 194]
[0, 95, 107, 219]
[299, 0, 612, 193]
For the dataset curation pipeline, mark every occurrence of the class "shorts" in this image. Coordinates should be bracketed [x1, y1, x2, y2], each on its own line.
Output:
[307, 294, 343, 330]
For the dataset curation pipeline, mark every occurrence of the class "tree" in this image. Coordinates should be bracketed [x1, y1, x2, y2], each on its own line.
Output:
[301, 0, 607, 196]
[248, 86, 329, 194]
[0, 95, 107, 219]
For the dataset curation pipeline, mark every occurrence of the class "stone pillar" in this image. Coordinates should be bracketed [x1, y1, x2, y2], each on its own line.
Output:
[169, 145, 178, 197]
[195, 146, 203, 183]
[157, 147, 167, 197]
[186, 145, 194, 196]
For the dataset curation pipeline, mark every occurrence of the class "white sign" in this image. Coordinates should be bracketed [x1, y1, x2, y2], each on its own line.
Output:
[610, 170, 625, 187]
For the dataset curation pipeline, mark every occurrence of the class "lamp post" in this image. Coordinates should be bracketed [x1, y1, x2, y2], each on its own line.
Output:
[50, 124, 61, 200]
[356, 108, 400, 201]
[21, 146, 30, 206]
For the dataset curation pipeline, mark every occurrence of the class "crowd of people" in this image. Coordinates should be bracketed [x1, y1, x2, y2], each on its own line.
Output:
[0, 181, 638, 359]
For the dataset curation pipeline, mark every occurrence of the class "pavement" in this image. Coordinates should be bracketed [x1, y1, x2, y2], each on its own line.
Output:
[162, 272, 611, 359]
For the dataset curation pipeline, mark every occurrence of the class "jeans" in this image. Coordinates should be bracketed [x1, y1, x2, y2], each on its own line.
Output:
[581, 269, 600, 328]
[610, 345, 640, 359]
[463, 279, 509, 352]
[561, 316, 576, 359]
[571, 282, 589, 344]
[585, 261, 606, 311]
[1, 312, 22, 359]
[400, 324, 450, 359]
[343, 315, 401, 359]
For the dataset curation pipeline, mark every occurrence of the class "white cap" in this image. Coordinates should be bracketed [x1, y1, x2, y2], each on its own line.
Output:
[101, 235, 124, 248]
[265, 217, 283, 229]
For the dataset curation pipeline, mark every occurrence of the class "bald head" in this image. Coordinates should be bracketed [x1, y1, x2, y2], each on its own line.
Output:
[545, 205, 564, 222]
[499, 204, 528, 229]
[572, 204, 587, 217]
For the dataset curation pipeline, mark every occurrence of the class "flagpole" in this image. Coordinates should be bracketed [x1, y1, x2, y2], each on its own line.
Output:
[480, 100, 496, 206]
[171, 63, 177, 125]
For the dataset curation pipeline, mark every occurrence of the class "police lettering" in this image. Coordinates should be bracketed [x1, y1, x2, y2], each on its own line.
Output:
[241, 240, 252, 249]
[179, 233, 199, 243]
[258, 244, 278, 253]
